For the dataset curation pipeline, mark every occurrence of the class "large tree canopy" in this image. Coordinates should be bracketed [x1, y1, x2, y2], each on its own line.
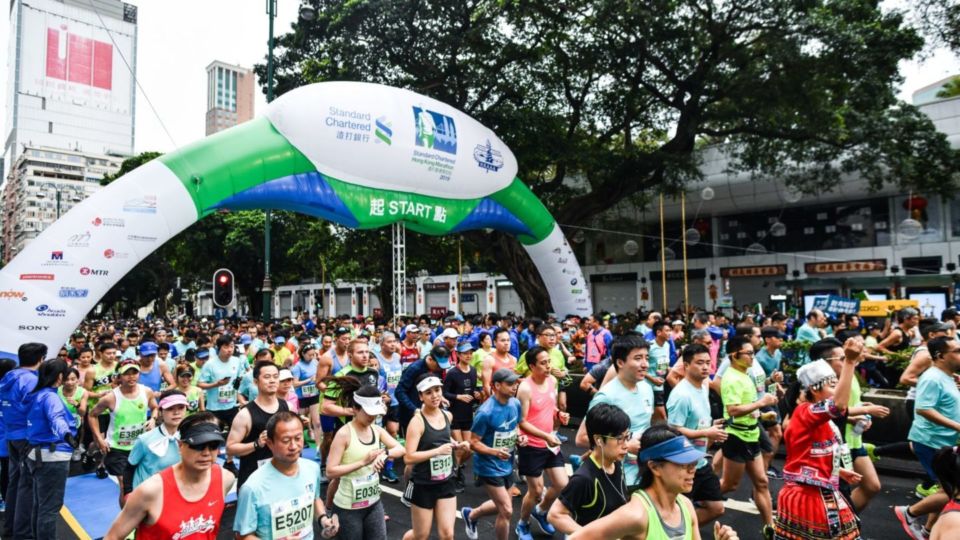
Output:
[253, 0, 959, 315]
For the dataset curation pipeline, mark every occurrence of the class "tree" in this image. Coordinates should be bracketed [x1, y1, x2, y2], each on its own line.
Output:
[937, 76, 960, 98]
[257, 0, 960, 315]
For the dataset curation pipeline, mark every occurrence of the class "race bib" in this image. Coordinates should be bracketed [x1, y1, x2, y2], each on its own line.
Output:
[656, 356, 669, 378]
[301, 383, 318, 398]
[117, 423, 145, 447]
[429, 453, 454, 481]
[387, 371, 402, 390]
[492, 429, 517, 452]
[694, 418, 711, 449]
[217, 385, 236, 404]
[351, 472, 381, 508]
[270, 494, 314, 539]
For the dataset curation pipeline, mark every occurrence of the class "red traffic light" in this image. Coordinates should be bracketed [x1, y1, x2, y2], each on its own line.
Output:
[218, 275, 229, 284]
[213, 268, 234, 307]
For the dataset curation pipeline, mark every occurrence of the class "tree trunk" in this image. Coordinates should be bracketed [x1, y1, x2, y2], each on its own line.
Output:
[492, 233, 552, 316]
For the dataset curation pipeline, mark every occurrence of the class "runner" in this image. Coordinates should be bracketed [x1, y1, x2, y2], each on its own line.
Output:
[226, 360, 289, 490]
[575, 333, 653, 490]
[461, 368, 524, 540]
[136, 341, 174, 392]
[278, 369, 300, 417]
[86, 341, 119, 468]
[716, 334, 776, 536]
[471, 331, 494, 392]
[402, 374, 468, 540]
[105, 413, 235, 540]
[774, 338, 864, 540]
[444, 341, 479, 493]
[666, 343, 727, 525]
[57, 367, 88, 461]
[234, 410, 339, 539]
[482, 328, 517, 399]
[400, 324, 422, 366]
[929, 447, 960, 539]
[326, 382, 405, 540]
[73, 346, 96, 389]
[197, 335, 245, 475]
[895, 336, 960, 540]
[293, 343, 322, 453]
[515, 346, 569, 540]
[584, 314, 613, 372]
[88, 358, 158, 507]
[317, 326, 351, 474]
[175, 364, 204, 416]
[547, 403, 630, 534]
[396, 345, 451, 434]
[567, 425, 739, 540]
[126, 389, 188, 492]
[646, 320, 671, 423]
[376, 331, 404, 483]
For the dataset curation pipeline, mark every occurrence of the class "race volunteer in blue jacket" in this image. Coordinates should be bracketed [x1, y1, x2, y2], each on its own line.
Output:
[0, 342, 42, 539]
[395, 346, 451, 430]
[25, 359, 78, 539]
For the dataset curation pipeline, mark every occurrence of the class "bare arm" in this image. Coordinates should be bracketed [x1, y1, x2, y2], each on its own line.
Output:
[226, 408, 255, 457]
[518, 383, 559, 445]
[569, 497, 647, 540]
[900, 351, 932, 387]
[104, 475, 159, 539]
[548, 498, 582, 535]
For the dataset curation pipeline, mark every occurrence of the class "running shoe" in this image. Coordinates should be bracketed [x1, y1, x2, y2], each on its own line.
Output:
[895, 505, 929, 540]
[96, 466, 108, 479]
[515, 521, 534, 540]
[766, 466, 782, 479]
[382, 466, 399, 483]
[761, 524, 775, 540]
[864, 442, 878, 462]
[569, 454, 582, 470]
[509, 485, 522, 497]
[531, 504, 557, 535]
[557, 433, 569, 443]
[0, 499, 6, 513]
[461, 506, 478, 540]
[915, 482, 940, 499]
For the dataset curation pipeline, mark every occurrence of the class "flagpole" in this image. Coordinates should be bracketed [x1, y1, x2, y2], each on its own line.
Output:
[659, 193, 668, 312]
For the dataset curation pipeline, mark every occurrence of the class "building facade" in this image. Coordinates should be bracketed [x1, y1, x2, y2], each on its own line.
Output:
[205, 61, 254, 135]
[3, 0, 137, 178]
[1, 145, 123, 262]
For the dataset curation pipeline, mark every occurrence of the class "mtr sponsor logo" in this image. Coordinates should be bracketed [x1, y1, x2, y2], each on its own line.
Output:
[46, 26, 113, 90]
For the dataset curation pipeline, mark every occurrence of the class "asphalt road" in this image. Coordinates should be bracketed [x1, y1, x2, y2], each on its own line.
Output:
[46, 426, 926, 540]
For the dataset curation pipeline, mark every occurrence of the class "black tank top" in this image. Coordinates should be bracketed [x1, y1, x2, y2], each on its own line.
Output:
[412, 409, 455, 485]
[238, 398, 289, 488]
[888, 328, 911, 353]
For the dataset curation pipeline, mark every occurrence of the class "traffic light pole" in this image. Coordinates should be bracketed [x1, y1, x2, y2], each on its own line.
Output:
[261, 0, 276, 323]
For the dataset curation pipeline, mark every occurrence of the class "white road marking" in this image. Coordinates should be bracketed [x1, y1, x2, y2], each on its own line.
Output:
[722, 498, 760, 515]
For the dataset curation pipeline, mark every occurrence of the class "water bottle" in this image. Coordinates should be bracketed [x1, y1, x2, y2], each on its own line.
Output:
[853, 414, 871, 436]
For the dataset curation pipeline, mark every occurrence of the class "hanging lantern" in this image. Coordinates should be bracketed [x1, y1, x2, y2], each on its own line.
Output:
[746, 242, 767, 255]
[783, 187, 802, 204]
[770, 222, 787, 237]
[623, 240, 639, 256]
[701, 186, 715, 201]
[660, 247, 676, 261]
[899, 218, 923, 240]
[684, 228, 701, 246]
[572, 230, 585, 244]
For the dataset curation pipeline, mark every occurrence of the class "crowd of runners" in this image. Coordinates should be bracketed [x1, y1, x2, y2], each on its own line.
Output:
[0, 306, 959, 539]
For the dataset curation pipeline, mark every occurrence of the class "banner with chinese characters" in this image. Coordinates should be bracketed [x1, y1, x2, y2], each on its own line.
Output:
[812, 295, 861, 315]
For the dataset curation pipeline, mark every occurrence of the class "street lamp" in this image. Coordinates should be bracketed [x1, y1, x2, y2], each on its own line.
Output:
[262, 0, 316, 322]
[35, 182, 83, 219]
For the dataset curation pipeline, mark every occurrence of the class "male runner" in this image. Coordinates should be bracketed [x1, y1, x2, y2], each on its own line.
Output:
[197, 335, 245, 474]
[482, 328, 517, 399]
[226, 360, 289, 490]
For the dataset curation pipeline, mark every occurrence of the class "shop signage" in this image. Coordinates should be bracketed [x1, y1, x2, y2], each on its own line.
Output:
[591, 272, 637, 283]
[813, 295, 861, 315]
[650, 269, 707, 281]
[805, 259, 886, 274]
[460, 280, 486, 290]
[423, 282, 450, 291]
[719, 265, 786, 278]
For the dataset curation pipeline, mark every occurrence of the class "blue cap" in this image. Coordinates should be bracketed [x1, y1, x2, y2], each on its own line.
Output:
[240, 333, 252, 345]
[195, 348, 210, 359]
[274, 336, 286, 344]
[639, 435, 704, 465]
[138, 341, 158, 356]
[456, 341, 474, 353]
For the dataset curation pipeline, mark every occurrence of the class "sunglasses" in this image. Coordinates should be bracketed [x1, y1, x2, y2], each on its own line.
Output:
[187, 441, 221, 452]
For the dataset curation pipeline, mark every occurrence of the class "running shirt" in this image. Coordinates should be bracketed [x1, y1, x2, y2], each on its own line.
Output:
[910, 367, 960, 449]
[291, 360, 319, 401]
[557, 456, 628, 526]
[106, 385, 149, 452]
[844, 377, 864, 449]
[378, 352, 403, 406]
[411, 410, 455, 485]
[329, 349, 346, 375]
[199, 357, 244, 412]
[755, 347, 782, 377]
[470, 396, 522, 478]
[519, 376, 557, 449]
[238, 400, 290, 489]
[129, 425, 181, 489]
[235, 459, 321, 539]
[648, 340, 670, 392]
[782, 400, 848, 490]
[442, 364, 477, 425]
[471, 349, 492, 387]
[633, 491, 693, 540]
[486, 352, 517, 374]
[89, 362, 115, 413]
[238, 371, 258, 402]
[333, 423, 382, 510]
[183, 386, 203, 416]
[666, 379, 712, 469]
[57, 386, 85, 428]
[139, 360, 163, 392]
[399, 343, 420, 366]
[589, 378, 653, 486]
[137, 465, 224, 540]
[721, 367, 761, 443]
[585, 328, 612, 366]
[515, 346, 566, 378]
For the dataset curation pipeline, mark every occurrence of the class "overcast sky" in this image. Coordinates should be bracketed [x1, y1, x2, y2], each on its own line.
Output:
[2, 0, 959, 156]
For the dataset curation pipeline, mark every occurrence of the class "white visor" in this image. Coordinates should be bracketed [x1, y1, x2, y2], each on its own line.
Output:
[416, 376, 443, 393]
[353, 393, 386, 416]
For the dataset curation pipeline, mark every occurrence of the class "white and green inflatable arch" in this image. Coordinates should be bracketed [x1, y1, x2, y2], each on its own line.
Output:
[0, 82, 591, 359]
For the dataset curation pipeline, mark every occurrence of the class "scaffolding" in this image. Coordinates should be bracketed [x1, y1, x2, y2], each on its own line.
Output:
[392, 222, 407, 317]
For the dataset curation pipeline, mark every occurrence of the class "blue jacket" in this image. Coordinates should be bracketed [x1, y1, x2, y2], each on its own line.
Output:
[0, 368, 38, 441]
[26, 388, 76, 453]
[396, 358, 441, 413]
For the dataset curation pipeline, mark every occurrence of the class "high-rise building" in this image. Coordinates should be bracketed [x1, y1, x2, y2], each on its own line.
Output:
[3, 0, 138, 179]
[1, 145, 123, 262]
[205, 61, 255, 135]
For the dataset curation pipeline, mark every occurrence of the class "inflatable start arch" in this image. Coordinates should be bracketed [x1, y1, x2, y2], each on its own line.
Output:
[0, 82, 592, 359]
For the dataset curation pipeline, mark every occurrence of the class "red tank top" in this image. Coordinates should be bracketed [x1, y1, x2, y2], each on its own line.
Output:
[944, 499, 960, 514]
[137, 464, 224, 540]
[519, 376, 557, 449]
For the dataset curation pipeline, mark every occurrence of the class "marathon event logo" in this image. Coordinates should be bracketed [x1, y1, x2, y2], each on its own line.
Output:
[19, 274, 54, 281]
[473, 140, 504, 172]
[17, 325, 48, 332]
[0, 290, 28, 302]
[43, 251, 71, 267]
[92, 216, 125, 228]
[413, 107, 457, 154]
[59, 287, 89, 298]
[122, 195, 158, 214]
[103, 249, 129, 259]
[80, 267, 109, 276]
[35, 304, 67, 318]
[127, 234, 158, 243]
[67, 231, 91, 247]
